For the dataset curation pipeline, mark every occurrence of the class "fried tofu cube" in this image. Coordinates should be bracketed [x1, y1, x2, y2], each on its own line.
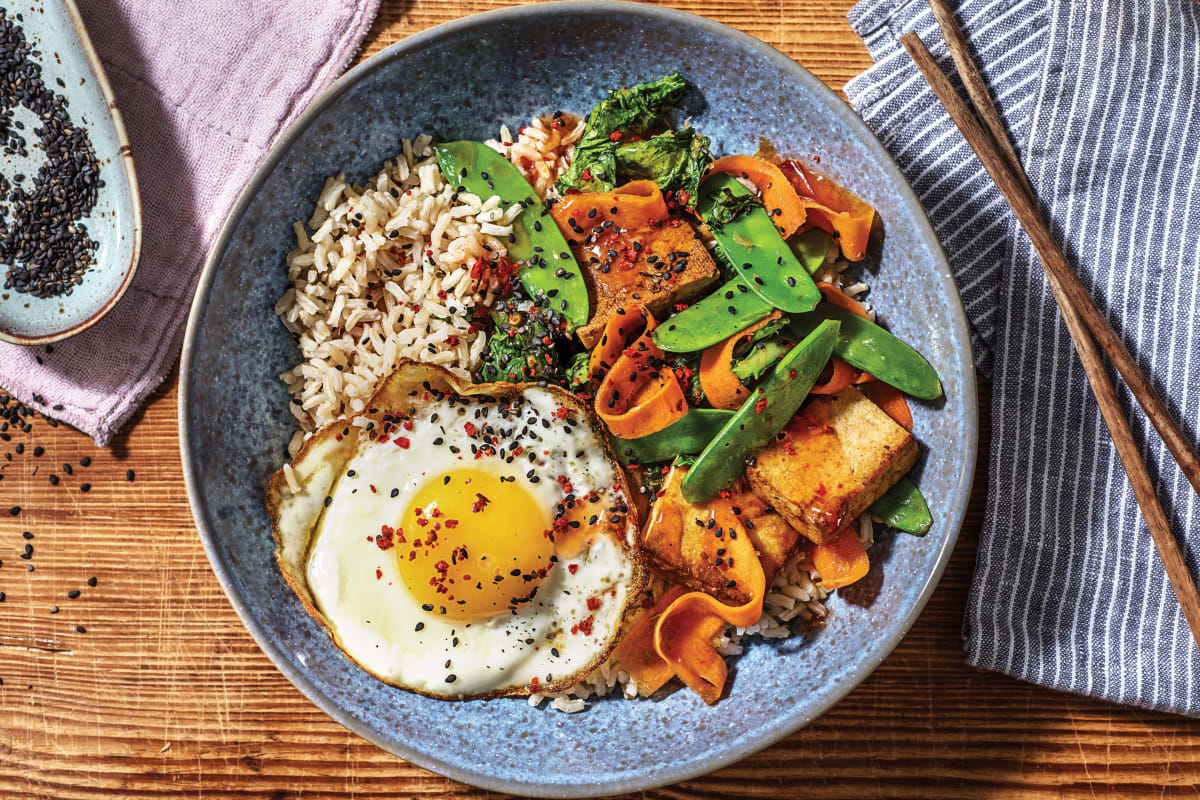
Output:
[641, 466, 801, 605]
[746, 386, 918, 545]
[574, 218, 720, 348]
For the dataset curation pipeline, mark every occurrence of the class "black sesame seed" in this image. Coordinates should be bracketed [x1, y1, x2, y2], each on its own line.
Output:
[87, 577, 97, 587]
[76, 626, 86, 634]
[80, 456, 91, 467]
[67, 590, 80, 599]
[415, 622, 425, 631]
[125, 469, 134, 481]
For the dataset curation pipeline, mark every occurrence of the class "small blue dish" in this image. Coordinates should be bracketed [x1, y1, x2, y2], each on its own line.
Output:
[180, 3, 977, 796]
[0, 0, 142, 345]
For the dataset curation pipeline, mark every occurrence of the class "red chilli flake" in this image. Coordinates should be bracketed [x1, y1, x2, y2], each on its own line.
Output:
[471, 493, 491, 513]
[375, 568, 383, 580]
[609, 130, 623, 141]
[554, 406, 569, 420]
[394, 436, 411, 449]
[587, 597, 602, 611]
[376, 525, 396, 551]
[754, 398, 769, 414]
[464, 422, 476, 436]
[567, 564, 579, 575]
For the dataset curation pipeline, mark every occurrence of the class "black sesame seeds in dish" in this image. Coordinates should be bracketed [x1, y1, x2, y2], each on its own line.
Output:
[0, 9, 100, 298]
[269, 74, 943, 711]
[0, 1, 140, 345]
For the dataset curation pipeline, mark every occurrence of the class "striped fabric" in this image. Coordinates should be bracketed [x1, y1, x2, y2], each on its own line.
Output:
[846, 0, 1200, 715]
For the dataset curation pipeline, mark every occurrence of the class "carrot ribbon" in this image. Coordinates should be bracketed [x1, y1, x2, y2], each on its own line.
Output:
[550, 179, 669, 237]
[811, 526, 870, 589]
[617, 467, 768, 704]
[594, 306, 687, 439]
[780, 160, 877, 262]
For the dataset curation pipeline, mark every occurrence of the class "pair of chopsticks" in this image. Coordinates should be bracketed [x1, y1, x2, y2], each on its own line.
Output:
[902, 0, 1200, 650]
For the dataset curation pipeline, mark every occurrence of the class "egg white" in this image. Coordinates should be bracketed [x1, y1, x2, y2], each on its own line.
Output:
[303, 388, 639, 697]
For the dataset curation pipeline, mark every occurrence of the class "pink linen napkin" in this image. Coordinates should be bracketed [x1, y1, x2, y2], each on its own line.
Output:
[0, 0, 380, 444]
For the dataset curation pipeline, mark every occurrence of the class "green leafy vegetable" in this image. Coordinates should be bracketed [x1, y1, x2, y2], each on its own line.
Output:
[614, 127, 711, 206]
[477, 301, 561, 384]
[578, 73, 687, 150]
[555, 73, 688, 195]
[668, 352, 705, 406]
[565, 351, 591, 391]
[555, 142, 618, 193]
[704, 185, 763, 230]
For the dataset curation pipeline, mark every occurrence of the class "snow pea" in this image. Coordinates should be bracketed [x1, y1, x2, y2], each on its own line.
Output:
[433, 141, 589, 329]
[651, 278, 775, 353]
[789, 303, 942, 400]
[611, 409, 734, 465]
[681, 319, 840, 503]
[697, 173, 821, 314]
[869, 476, 932, 536]
[790, 228, 833, 275]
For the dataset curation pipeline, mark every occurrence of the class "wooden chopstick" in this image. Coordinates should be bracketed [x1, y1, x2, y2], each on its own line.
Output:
[900, 26, 1200, 651]
[919, 0, 1200, 500]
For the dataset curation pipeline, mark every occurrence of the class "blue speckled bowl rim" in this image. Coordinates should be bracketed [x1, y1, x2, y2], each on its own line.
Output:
[179, 2, 977, 794]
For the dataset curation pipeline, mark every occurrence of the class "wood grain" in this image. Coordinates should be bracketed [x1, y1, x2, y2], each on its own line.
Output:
[2, 1, 1200, 798]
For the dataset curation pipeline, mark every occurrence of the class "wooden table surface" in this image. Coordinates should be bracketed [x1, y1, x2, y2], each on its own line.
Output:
[3, 1, 1199, 797]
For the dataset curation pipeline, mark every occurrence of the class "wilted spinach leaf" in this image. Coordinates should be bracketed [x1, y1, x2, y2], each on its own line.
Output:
[706, 186, 763, 230]
[555, 73, 687, 195]
[615, 127, 711, 207]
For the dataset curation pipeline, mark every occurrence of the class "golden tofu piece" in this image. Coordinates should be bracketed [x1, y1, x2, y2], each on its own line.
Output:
[573, 219, 720, 348]
[641, 466, 801, 605]
[746, 386, 918, 545]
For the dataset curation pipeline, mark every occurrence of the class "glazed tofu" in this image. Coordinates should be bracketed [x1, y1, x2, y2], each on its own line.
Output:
[746, 386, 918, 545]
[573, 218, 720, 348]
[641, 466, 801, 605]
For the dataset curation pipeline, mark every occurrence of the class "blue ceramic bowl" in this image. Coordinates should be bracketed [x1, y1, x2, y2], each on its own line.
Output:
[180, 3, 976, 795]
[0, 0, 141, 345]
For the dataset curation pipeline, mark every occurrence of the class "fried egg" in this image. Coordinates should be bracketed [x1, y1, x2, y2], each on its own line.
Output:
[268, 362, 645, 699]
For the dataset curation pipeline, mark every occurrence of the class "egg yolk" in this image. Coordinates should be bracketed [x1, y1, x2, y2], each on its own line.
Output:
[396, 468, 553, 621]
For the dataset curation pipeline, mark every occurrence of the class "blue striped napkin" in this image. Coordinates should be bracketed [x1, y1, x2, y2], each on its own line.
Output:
[845, 0, 1200, 715]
